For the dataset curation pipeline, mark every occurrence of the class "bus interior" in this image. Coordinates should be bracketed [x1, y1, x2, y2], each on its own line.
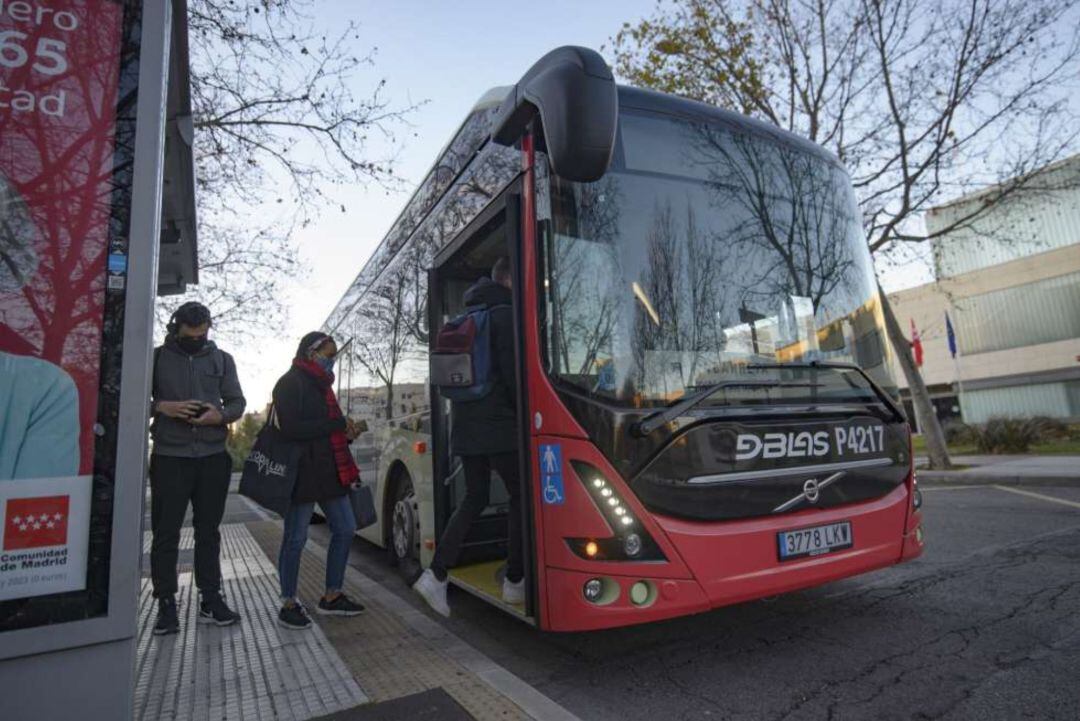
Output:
[429, 204, 531, 619]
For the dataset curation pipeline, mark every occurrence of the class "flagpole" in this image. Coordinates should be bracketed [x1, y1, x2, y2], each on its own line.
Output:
[953, 351, 964, 413]
[947, 309, 965, 421]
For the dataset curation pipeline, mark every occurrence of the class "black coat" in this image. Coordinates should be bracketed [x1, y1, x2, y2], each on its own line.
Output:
[272, 366, 348, 504]
[450, 278, 518, 456]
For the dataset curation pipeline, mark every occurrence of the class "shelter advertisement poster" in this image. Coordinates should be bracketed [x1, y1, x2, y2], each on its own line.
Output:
[0, 476, 91, 600]
[0, 0, 125, 601]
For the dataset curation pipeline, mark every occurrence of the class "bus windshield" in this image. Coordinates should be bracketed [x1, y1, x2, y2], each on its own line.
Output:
[541, 110, 897, 408]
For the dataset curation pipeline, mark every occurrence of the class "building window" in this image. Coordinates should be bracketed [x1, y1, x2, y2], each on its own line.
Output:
[961, 380, 1080, 423]
[954, 271, 1080, 355]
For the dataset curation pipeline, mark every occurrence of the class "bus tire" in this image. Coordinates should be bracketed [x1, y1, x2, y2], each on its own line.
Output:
[386, 469, 420, 578]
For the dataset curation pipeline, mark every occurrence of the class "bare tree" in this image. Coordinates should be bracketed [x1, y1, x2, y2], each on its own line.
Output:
[612, 0, 1080, 468]
[346, 267, 417, 421]
[161, 0, 417, 336]
[631, 200, 731, 394]
[697, 128, 857, 312]
[547, 176, 624, 378]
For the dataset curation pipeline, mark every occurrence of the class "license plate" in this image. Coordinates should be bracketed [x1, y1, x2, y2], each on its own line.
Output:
[777, 521, 853, 561]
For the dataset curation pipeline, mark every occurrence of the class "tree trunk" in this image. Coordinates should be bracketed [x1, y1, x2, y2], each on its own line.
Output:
[385, 384, 395, 422]
[878, 284, 953, 470]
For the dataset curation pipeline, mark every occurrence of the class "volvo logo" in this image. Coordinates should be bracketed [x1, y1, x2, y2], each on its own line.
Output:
[773, 471, 847, 513]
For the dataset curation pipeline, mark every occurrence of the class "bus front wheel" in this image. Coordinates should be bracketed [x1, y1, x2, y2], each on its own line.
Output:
[387, 471, 420, 576]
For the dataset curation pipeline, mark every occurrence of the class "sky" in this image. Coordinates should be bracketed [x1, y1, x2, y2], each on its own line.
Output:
[232, 0, 662, 407]
[227, 0, 936, 409]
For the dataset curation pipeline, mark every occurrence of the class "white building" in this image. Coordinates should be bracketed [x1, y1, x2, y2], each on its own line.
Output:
[888, 155, 1080, 425]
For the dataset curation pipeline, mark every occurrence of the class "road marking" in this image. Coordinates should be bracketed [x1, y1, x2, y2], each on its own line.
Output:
[237, 493, 274, 521]
[920, 485, 984, 492]
[993, 485, 1080, 510]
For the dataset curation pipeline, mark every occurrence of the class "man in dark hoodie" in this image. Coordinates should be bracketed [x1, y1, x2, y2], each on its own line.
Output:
[149, 301, 246, 635]
[413, 256, 522, 617]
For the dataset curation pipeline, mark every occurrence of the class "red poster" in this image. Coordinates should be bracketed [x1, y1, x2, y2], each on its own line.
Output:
[4, 494, 70, 549]
[1, 1, 125, 479]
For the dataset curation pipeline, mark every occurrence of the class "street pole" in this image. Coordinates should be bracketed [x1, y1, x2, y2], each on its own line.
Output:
[953, 353, 965, 417]
[949, 304, 965, 422]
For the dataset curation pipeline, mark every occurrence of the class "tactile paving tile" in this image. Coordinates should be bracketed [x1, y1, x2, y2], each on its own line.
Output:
[246, 521, 532, 721]
[143, 526, 196, 554]
[133, 524, 368, 720]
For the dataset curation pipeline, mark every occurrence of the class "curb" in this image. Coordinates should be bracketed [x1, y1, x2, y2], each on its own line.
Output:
[918, 472, 1080, 487]
[299, 537, 583, 721]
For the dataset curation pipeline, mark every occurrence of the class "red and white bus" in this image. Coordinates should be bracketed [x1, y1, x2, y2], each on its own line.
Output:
[325, 47, 924, 632]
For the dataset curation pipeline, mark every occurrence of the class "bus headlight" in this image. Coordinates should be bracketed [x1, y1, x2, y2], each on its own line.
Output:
[566, 461, 665, 562]
[583, 578, 603, 602]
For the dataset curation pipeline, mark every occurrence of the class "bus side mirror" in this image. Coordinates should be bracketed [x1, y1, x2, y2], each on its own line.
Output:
[492, 46, 617, 183]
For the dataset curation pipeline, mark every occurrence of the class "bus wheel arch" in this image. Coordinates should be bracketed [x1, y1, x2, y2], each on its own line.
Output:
[384, 462, 420, 573]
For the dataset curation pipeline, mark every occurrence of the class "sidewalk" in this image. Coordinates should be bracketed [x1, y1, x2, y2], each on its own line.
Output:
[915, 454, 1080, 486]
[134, 520, 580, 721]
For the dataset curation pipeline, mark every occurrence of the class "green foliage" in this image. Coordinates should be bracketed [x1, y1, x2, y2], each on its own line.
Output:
[226, 413, 263, 470]
[610, 1, 764, 113]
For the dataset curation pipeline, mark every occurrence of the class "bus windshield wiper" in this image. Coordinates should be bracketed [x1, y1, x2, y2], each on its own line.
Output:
[631, 380, 817, 437]
[747, 361, 905, 422]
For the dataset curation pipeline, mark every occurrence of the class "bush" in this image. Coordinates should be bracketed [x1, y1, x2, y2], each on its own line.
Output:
[942, 419, 974, 445]
[965, 416, 1064, 454]
[1029, 416, 1070, 441]
[226, 414, 263, 470]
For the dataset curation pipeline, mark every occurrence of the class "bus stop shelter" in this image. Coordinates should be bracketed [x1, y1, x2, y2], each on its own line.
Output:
[0, 1, 197, 717]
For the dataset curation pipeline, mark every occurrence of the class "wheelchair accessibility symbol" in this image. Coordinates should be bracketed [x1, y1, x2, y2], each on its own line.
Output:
[539, 444, 564, 505]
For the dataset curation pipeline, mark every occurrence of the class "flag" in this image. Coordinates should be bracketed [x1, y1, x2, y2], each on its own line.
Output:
[945, 312, 957, 359]
[909, 319, 923, 367]
[3, 495, 70, 550]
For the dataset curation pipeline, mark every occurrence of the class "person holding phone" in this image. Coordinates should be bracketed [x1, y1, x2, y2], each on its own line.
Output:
[149, 302, 246, 635]
[271, 331, 366, 630]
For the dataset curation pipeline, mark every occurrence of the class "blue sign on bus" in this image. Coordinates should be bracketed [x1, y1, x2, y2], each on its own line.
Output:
[539, 444, 564, 505]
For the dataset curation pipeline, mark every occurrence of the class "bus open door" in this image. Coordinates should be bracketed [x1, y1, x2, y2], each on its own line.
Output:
[426, 181, 538, 625]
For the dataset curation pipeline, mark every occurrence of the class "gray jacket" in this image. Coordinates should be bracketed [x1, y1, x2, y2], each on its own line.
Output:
[150, 338, 246, 457]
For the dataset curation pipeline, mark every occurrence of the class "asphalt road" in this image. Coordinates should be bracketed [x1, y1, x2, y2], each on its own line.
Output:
[297, 483, 1080, 721]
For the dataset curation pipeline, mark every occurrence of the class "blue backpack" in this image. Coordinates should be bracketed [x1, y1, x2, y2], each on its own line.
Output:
[430, 304, 505, 401]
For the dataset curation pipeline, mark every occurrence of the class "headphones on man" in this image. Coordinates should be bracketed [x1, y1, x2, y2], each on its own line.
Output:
[166, 301, 212, 336]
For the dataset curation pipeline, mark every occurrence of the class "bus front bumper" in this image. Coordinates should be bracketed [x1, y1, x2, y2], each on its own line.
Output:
[656, 483, 914, 610]
[543, 484, 920, 631]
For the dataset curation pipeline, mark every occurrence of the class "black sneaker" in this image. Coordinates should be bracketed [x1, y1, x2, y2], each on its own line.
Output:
[198, 592, 240, 627]
[278, 602, 312, 630]
[316, 593, 365, 617]
[153, 596, 179, 636]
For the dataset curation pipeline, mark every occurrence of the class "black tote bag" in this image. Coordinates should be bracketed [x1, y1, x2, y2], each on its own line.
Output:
[239, 407, 300, 517]
[348, 483, 377, 530]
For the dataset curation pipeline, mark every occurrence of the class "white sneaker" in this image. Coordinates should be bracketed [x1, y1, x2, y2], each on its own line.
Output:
[502, 577, 525, 605]
[412, 569, 450, 617]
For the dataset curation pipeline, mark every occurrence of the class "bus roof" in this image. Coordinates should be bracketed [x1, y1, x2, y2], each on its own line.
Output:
[617, 85, 842, 169]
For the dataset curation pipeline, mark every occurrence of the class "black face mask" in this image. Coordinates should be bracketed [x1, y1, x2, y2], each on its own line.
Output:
[178, 336, 207, 354]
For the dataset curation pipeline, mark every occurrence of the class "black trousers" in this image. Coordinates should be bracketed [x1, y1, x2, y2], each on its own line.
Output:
[150, 452, 232, 598]
[431, 453, 523, 583]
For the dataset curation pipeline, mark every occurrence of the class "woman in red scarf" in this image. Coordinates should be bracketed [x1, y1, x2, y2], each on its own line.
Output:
[272, 331, 365, 629]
